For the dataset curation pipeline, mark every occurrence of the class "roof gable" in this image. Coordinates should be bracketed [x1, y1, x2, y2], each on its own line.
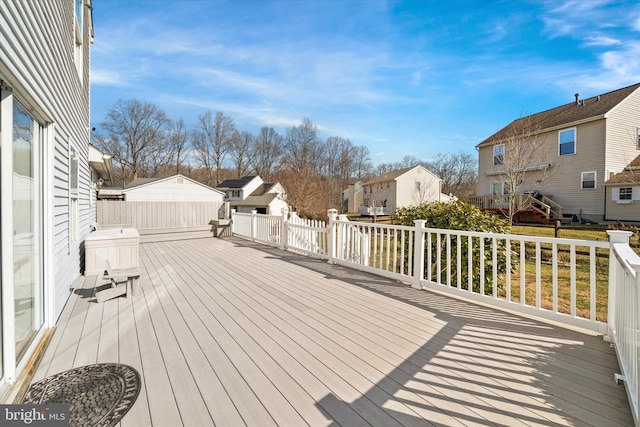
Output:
[478, 83, 640, 147]
[123, 174, 224, 195]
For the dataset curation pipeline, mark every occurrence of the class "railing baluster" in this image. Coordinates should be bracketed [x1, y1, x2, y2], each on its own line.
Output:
[536, 241, 541, 309]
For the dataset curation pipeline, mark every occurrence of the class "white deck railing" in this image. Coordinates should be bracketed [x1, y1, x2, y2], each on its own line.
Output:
[232, 209, 640, 423]
[608, 230, 640, 425]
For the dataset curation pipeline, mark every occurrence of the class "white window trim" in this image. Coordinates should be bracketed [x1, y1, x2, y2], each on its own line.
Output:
[559, 127, 576, 156]
[69, 144, 79, 246]
[490, 181, 508, 195]
[581, 170, 597, 189]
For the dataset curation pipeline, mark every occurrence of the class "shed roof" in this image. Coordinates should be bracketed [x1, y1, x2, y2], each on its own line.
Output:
[477, 83, 640, 147]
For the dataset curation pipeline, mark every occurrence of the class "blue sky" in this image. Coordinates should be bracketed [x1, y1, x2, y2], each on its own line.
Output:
[90, 0, 640, 166]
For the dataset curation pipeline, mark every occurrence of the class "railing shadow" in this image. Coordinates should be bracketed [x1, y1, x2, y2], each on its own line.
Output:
[233, 238, 633, 426]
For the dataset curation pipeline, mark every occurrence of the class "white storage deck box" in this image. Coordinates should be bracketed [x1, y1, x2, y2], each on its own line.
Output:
[84, 228, 140, 276]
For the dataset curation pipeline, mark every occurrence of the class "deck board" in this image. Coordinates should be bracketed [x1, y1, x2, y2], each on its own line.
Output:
[31, 237, 633, 426]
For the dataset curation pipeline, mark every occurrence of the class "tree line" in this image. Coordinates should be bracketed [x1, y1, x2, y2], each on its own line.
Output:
[92, 98, 477, 217]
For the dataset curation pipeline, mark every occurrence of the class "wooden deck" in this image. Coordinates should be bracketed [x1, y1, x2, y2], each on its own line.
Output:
[33, 237, 633, 426]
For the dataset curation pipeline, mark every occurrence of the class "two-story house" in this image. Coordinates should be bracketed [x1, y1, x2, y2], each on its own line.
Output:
[0, 0, 99, 398]
[357, 165, 450, 216]
[475, 83, 640, 223]
[216, 175, 289, 215]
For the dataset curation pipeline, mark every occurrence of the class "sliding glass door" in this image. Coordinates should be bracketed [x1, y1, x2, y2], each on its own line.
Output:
[12, 101, 44, 362]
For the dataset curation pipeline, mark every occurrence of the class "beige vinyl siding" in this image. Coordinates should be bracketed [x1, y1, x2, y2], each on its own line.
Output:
[477, 144, 494, 194]
[544, 119, 606, 219]
[1, 0, 93, 319]
[478, 120, 607, 220]
[395, 167, 441, 207]
[604, 88, 640, 177]
[605, 185, 640, 221]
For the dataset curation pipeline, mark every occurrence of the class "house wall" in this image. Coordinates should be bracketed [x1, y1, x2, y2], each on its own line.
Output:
[478, 119, 609, 221]
[124, 176, 225, 202]
[605, 185, 640, 222]
[395, 166, 442, 208]
[0, 0, 93, 385]
[604, 88, 640, 179]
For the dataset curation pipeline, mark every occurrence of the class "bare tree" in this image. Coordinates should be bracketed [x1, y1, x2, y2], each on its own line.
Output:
[94, 99, 172, 183]
[229, 130, 255, 178]
[352, 145, 373, 180]
[252, 127, 283, 181]
[169, 118, 191, 175]
[282, 118, 324, 175]
[192, 111, 236, 186]
[426, 151, 477, 197]
[486, 116, 557, 225]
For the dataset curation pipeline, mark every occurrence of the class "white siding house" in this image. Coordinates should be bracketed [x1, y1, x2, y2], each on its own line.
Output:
[0, 0, 95, 395]
[122, 174, 225, 202]
[217, 176, 289, 215]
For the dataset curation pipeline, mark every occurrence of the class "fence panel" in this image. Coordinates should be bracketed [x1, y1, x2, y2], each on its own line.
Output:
[97, 200, 223, 229]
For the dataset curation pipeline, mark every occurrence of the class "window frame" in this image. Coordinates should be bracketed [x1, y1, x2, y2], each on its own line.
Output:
[493, 143, 504, 166]
[69, 145, 79, 245]
[559, 128, 576, 156]
[490, 181, 509, 195]
[619, 187, 633, 200]
[581, 171, 597, 189]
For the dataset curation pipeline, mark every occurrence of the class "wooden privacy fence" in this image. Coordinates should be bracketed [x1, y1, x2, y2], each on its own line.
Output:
[97, 200, 225, 242]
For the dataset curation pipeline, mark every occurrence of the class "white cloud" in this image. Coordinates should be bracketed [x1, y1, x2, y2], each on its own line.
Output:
[583, 35, 622, 46]
[90, 69, 126, 86]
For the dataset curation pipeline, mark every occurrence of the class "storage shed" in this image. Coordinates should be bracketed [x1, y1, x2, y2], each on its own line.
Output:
[123, 174, 225, 202]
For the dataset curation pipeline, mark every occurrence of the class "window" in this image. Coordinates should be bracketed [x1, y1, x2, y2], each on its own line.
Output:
[581, 171, 596, 189]
[232, 190, 240, 198]
[74, 0, 84, 82]
[559, 128, 576, 155]
[493, 144, 504, 165]
[637, 127, 640, 149]
[491, 181, 509, 195]
[69, 147, 79, 244]
[620, 187, 633, 200]
[415, 181, 421, 191]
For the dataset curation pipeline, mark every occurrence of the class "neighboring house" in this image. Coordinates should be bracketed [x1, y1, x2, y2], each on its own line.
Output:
[475, 83, 640, 223]
[343, 180, 364, 214]
[121, 174, 225, 202]
[217, 175, 289, 215]
[0, 1, 95, 394]
[358, 165, 449, 216]
[604, 154, 640, 222]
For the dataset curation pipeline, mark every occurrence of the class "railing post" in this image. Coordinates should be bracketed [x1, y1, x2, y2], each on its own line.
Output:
[230, 209, 236, 234]
[280, 207, 289, 251]
[251, 209, 257, 242]
[327, 209, 338, 264]
[413, 220, 426, 290]
[606, 230, 633, 340]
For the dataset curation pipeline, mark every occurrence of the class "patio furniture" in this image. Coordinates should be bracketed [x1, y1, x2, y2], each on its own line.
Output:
[95, 260, 140, 303]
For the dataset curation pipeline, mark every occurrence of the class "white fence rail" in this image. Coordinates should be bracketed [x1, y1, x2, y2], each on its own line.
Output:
[231, 209, 639, 422]
[609, 230, 640, 425]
